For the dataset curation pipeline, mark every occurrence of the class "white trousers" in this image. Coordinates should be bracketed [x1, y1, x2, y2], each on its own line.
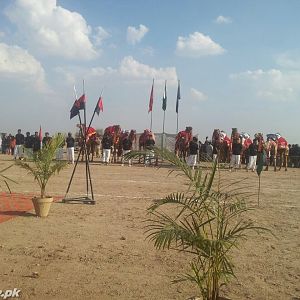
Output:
[102, 149, 111, 163]
[247, 155, 257, 171]
[67, 147, 74, 163]
[56, 148, 64, 160]
[14, 145, 24, 158]
[230, 154, 241, 169]
[188, 154, 197, 168]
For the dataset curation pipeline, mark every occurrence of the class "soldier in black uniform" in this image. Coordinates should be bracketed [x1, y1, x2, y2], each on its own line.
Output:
[66, 132, 75, 164]
[15, 129, 25, 160]
[24, 132, 33, 158]
[101, 133, 113, 165]
[188, 137, 199, 169]
[32, 132, 41, 153]
[42, 132, 52, 146]
[121, 134, 133, 166]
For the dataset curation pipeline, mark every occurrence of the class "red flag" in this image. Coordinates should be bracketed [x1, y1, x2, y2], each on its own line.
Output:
[39, 125, 42, 142]
[70, 94, 86, 119]
[75, 94, 86, 110]
[95, 96, 103, 116]
[148, 81, 154, 113]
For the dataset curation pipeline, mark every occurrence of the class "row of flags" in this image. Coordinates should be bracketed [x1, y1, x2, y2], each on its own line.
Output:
[69, 80, 181, 131]
[70, 93, 103, 120]
[148, 80, 181, 114]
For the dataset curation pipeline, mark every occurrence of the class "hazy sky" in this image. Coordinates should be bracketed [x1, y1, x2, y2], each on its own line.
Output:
[0, 0, 299, 143]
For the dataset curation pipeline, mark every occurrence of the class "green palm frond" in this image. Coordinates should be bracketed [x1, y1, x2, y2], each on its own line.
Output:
[149, 192, 206, 216]
[128, 145, 270, 299]
[0, 164, 16, 193]
[15, 134, 68, 198]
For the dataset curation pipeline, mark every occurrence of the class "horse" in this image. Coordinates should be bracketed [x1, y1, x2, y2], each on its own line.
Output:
[175, 127, 193, 161]
[104, 125, 122, 163]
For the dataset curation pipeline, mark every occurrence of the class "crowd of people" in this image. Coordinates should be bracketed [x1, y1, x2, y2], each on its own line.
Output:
[1, 129, 299, 170]
[1, 130, 40, 156]
[100, 130, 156, 166]
[0, 130, 75, 164]
[190, 136, 300, 170]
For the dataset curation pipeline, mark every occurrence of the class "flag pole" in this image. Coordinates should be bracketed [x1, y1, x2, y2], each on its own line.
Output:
[39, 125, 43, 150]
[63, 84, 95, 204]
[82, 79, 90, 197]
[162, 110, 166, 134]
[176, 79, 180, 133]
[83, 80, 86, 130]
[149, 78, 154, 131]
[64, 103, 86, 199]
[161, 110, 166, 152]
[162, 80, 166, 134]
[162, 80, 167, 151]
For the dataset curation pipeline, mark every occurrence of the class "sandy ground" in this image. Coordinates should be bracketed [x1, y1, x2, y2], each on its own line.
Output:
[0, 154, 299, 300]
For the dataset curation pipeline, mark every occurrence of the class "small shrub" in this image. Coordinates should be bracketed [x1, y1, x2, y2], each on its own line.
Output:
[127, 148, 269, 300]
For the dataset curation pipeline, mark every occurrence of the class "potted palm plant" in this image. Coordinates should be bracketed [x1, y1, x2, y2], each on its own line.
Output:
[15, 134, 67, 217]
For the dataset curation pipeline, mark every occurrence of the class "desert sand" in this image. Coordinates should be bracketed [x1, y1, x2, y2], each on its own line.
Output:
[0, 154, 299, 300]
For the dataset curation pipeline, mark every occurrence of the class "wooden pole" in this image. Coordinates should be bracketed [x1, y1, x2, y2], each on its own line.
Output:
[258, 175, 261, 206]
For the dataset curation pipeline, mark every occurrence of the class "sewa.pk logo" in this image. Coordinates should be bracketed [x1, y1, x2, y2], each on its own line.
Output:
[0, 289, 21, 299]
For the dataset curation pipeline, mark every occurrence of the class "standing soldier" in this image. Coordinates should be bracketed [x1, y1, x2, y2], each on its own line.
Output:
[66, 132, 75, 164]
[14, 129, 25, 160]
[101, 133, 113, 165]
[32, 132, 41, 154]
[42, 132, 52, 146]
[188, 137, 199, 170]
[121, 132, 133, 167]
[24, 132, 33, 158]
[230, 137, 243, 171]
[247, 139, 258, 172]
